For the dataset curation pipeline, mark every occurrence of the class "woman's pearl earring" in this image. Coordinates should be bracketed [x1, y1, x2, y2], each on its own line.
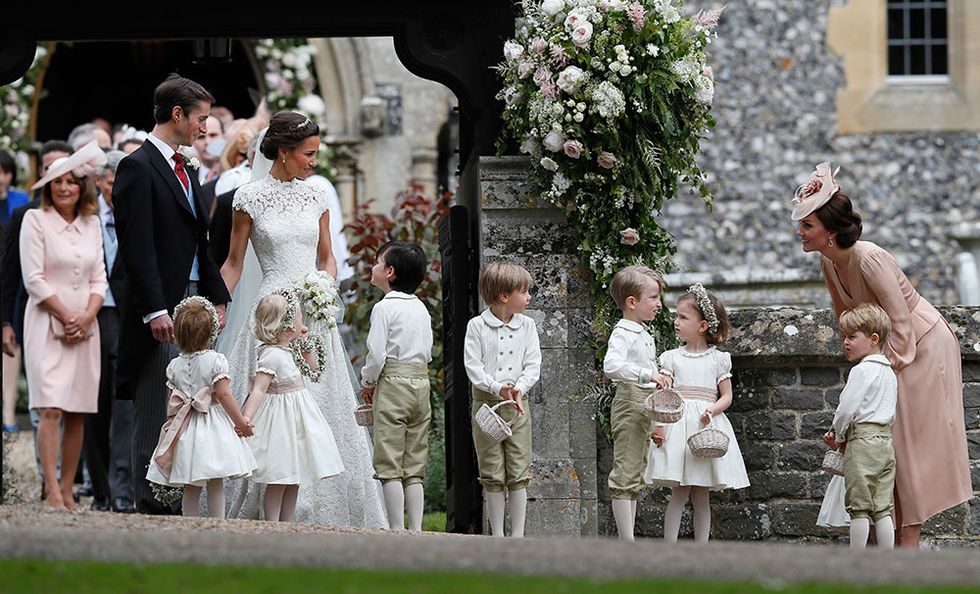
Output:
[282, 157, 286, 164]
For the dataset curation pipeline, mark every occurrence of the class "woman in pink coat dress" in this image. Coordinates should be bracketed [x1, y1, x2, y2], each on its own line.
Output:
[792, 162, 972, 548]
[21, 141, 107, 509]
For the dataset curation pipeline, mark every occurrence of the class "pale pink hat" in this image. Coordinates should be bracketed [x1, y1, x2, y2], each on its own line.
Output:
[790, 162, 841, 221]
[31, 140, 107, 191]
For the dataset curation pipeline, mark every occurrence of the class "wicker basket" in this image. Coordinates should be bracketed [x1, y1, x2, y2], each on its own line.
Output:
[687, 420, 730, 459]
[475, 400, 520, 444]
[644, 388, 684, 423]
[821, 449, 845, 476]
[354, 404, 374, 427]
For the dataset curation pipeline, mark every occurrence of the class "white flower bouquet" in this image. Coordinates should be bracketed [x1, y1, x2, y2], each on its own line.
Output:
[299, 271, 341, 328]
[496, 0, 722, 295]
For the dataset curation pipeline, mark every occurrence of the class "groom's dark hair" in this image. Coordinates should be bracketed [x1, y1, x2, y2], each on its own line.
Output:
[153, 73, 215, 124]
[379, 241, 427, 294]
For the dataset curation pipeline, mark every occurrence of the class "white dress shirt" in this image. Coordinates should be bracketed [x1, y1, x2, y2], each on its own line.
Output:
[832, 353, 897, 444]
[463, 309, 542, 397]
[142, 133, 201, 323]
[360, 291, 433, 387]
[603, 318, 659, 389]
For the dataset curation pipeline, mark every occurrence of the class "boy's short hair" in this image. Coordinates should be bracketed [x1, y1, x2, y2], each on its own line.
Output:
[609, 265, 664, 310]
[839, 303, 891, 344]
[379, 241, 427, 293]
[479, 261, 533, 305]
[173, 300, 214, 352]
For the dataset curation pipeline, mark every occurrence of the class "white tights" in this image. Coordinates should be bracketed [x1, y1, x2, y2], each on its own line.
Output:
[664, 486, 711, 543]
[850, 516, 895, 549]
[264, 484, 299, 522]
[182, 479, 226, 518]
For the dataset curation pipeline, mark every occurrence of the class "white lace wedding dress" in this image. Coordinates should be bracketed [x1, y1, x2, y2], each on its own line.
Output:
[223, 175, 387, 528]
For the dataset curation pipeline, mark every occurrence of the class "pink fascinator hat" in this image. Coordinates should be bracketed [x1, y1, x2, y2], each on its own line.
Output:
[790, 162, 841, 221]
[31, 140, 107, 191]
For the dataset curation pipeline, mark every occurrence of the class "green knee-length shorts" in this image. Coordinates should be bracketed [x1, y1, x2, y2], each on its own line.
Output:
[372, 361, 431, 485]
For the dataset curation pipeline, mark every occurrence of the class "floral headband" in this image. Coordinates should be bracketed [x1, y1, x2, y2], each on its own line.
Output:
[790, 162, 841, 221]
[173, 295, 220, 348]
[273, 288, 301, 332]
[687, 283, 719, 334]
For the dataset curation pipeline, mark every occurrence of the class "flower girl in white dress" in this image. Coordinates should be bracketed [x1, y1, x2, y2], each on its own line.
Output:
[146, 296, 256, 518]
[645, 284, 749, 542]
[242, 290, 345, 522]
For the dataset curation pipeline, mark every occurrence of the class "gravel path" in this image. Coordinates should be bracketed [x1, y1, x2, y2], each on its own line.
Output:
[5, 429, 980, 586]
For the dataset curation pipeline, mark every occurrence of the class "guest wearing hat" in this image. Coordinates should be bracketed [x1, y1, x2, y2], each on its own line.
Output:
[792, 162, 971, 548]
[20, 140, 108, 509]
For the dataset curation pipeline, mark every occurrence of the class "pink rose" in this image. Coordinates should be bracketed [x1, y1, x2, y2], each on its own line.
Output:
[619, 228, 640, 246]
[801, 179, 822, 198]
[597, 151, 617, 169]
[533, 67, 552, 86]
[571, 22, 594, 47]
[563, 139, 583, 159]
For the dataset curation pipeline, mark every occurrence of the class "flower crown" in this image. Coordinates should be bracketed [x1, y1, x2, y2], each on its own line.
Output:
[173, 295, 220, 349]
[273, 288, 301, 333]
[687, 283, 719, 334]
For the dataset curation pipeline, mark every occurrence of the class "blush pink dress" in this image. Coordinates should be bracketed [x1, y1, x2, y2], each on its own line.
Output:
[821, 240, 971, 526]
[20, 207, 107, 412]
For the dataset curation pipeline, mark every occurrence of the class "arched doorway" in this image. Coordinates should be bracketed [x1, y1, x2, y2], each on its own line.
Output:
[36, 40, 260, 142]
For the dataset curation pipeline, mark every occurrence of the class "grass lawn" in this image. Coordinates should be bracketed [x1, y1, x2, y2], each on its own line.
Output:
[422, 511, 446, 532]
[1, 559, 977, 594]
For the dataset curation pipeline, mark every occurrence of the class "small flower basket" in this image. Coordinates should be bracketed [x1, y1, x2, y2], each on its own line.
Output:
[354, 404, 374, 427]
[644, 388, 684, 423]
[688, 420, 729, 459]
[150, 482, 183, 506]
[475, 400, 521, 445]
[821, 449, 845, 476]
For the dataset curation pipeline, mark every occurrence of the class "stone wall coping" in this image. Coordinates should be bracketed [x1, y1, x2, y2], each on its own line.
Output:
[666, 268, 821, 287]
[728, 306, 980, 362]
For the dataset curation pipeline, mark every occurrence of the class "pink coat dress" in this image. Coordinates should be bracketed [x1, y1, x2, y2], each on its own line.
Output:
[821, 240, 972, 526]
[20, 207, 107, 413]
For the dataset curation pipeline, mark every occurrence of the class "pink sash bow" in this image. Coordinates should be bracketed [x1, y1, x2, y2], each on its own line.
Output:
[151, 385, 213, 480]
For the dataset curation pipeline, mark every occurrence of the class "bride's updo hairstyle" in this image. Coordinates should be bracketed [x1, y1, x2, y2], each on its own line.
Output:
[814, 192, 863, 249]
[260, 111, 320, 161]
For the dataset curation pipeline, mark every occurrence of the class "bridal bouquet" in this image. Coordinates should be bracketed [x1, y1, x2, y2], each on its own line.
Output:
[299, 271, 341, 328]
[497, 0, 721, 325]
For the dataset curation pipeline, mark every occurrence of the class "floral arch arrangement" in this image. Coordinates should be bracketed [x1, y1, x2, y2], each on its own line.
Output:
[496, 0, 722, 425]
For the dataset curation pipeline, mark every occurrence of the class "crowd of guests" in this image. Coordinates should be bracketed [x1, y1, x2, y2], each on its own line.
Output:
[0, 108, 352, 513]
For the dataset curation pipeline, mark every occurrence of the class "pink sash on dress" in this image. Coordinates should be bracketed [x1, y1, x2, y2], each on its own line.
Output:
[674, 385, 718, 403]
[151, 385, 213, 480]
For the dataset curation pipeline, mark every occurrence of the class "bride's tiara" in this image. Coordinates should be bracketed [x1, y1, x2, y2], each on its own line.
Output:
[295, 117, 313, 130]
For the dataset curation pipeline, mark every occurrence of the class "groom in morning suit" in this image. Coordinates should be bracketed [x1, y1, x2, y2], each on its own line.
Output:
[113, 74, 231, 514]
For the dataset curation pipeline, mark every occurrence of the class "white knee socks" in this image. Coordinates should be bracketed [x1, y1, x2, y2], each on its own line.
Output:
[382, 481, 406, 530]
[405, 483, 424, 531]
[509, 489, 528, 538]
[486, 491, 506, 537]
[850, 517, 871, 549]
[206, 479, 225, 519]
[874, 516, 895, 549]
[612, 498, 635, 541]
[182, 485, 202, 517]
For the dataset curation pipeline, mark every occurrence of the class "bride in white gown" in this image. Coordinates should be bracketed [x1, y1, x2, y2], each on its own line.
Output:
[218, 112, 386, 527]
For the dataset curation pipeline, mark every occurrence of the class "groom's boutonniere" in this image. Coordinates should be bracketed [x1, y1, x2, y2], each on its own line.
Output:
[177, 146, 201, 170]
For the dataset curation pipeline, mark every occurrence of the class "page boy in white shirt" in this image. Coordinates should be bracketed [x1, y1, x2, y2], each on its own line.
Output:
[823, 303, 898, 549]
[361, 241, 433, 531]
[603, 265, 670, 541]
[463, 261, 541, 538]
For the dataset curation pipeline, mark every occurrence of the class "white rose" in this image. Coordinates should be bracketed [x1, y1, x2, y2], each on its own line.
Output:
[609, 61, 622, 73]
[571, 22, 594, 47]
[540, 157, 559, 171]
[543, 130, 565, 152]
[556, 66, 585, 94]
[518, 60, 534, 79]
[265, 72, 281, 87]
[564, 11, 586, 30]
[503, 41, 525, 61]
[573, 112, 584, 123]
[541, 0, 565, 17]
[620, 65, 633, 76]
[298, 94, 326, 115]
[282, 53, 297, 68]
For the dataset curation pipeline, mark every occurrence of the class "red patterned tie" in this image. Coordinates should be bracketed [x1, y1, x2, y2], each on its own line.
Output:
[172, 153, 190, 193]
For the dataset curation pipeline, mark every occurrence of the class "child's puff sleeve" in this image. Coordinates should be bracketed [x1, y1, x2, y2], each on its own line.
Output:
[211, 352, 231, 385]
[164, 358, 179, 391]
[716, 351, 733, 385]
[657, 350, 675, 378]
[255, 347, 278, 378]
